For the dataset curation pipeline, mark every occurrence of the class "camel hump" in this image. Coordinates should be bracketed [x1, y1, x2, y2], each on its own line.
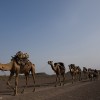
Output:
[70, 64, 75, 67]
[58, 62, 65, 67]
[54, 62, 65, 70]
[76, 66, 81, 71]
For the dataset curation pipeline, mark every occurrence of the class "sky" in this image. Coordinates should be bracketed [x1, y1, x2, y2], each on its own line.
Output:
[0, 0, 100, 75]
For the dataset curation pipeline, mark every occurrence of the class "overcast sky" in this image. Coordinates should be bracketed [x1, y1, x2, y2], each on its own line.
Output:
[0, 0, 100, 75]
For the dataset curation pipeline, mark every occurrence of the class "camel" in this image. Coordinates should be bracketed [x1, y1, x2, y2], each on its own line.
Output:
[76, 66, 82, 80]
[83, 67, 88, 79]
[0, 57, 35, 96]
[48, 61, 66, 87]
[68, 64, 82, 84]
[88, 68, 99, 81]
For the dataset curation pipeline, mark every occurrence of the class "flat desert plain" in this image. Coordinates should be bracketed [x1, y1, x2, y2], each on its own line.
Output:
[0, 73, 100, 100]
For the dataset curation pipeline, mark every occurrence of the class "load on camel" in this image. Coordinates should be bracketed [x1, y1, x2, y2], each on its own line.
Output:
[0, 51, 35, 96]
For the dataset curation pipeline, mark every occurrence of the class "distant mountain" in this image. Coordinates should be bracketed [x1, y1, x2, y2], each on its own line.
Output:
[36, 72, 48, 76]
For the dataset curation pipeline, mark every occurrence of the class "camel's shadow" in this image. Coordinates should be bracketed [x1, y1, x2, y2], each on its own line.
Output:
[0, 90, 13, 95]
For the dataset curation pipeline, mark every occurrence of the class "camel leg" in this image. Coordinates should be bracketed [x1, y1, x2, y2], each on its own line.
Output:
[58, 76, 61, 86]
[79, 73, 82, 81]
[76, 74, 78, 81]
[84, 73, 86, 79]
[21, 73, 29, 93]
[25, 75, 29, 86]
[79, 75, 80, 81]
[31, 69, 35, 92]
[84, 73, 85, 79]
[55, 75, 58, 87]
[14, 73, 19, 96]
[72, 75, 75, 84]
[85, 73, 87, 79]
[62, 74, 65, 86]
[55, 75, 61, 87]
[75, 74, 78, 82]
[32, 73, 35, 92]
[7, 72, 15, 90]
[86, 73, 88, 79]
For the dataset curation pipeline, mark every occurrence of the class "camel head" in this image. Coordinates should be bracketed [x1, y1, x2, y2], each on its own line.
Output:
[0, 65, 7, 71]
[68, 64, 75, 69]
[68, 64, 76, 72]
[48, 61, 53, 65]
[0, 61, 13, 71]
[11, 56, 15, 61]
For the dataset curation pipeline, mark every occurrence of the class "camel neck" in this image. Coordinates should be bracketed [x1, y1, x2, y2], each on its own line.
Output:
[0, 61, 13, 71]
[50, 63, 56, 72]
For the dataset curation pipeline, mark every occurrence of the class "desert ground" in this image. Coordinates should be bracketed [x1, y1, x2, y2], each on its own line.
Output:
[0, 72, 100, 100]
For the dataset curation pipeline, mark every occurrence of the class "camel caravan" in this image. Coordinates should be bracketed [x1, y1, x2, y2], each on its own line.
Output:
[68, 65, 99, 84]
[82, 67, 99, 81]
[0, 51, 99, 95]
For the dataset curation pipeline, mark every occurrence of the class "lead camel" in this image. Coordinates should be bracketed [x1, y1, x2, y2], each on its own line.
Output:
[0, 57, 35, 96]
